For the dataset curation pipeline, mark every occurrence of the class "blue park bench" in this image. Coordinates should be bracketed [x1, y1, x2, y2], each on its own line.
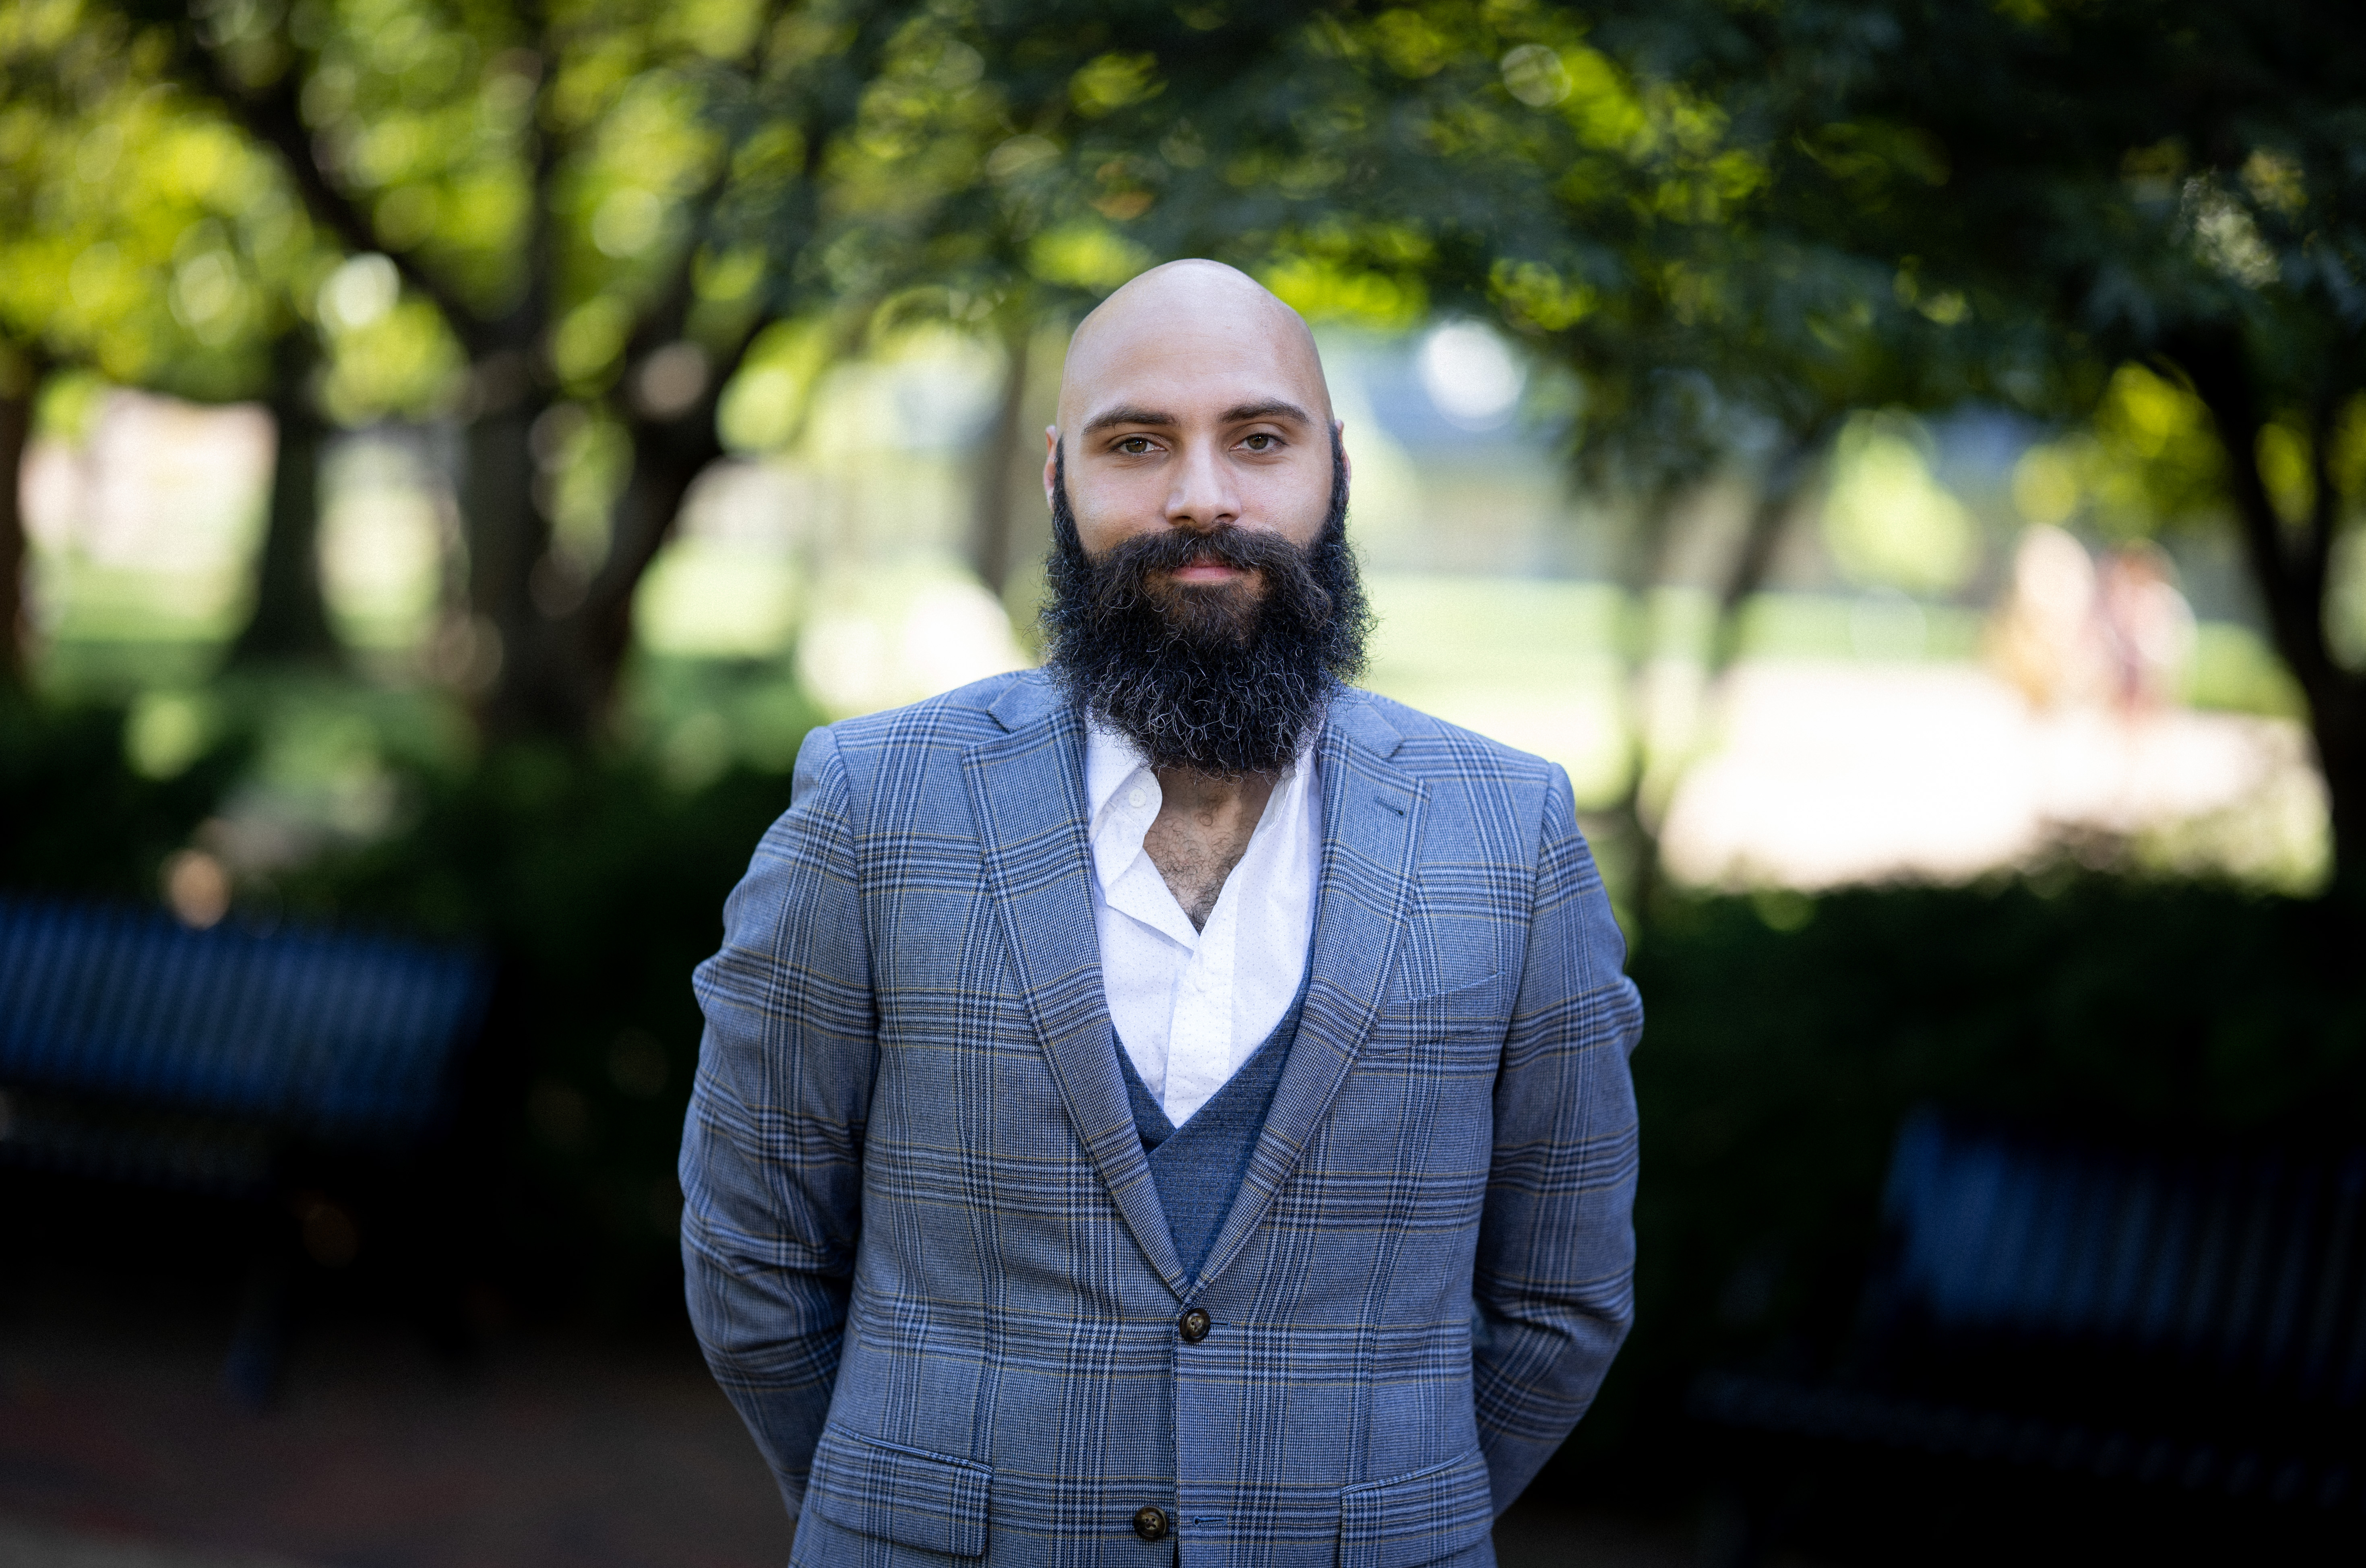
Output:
[0, 892, 494, 1400]
[1692, 1107, 2366, 1562]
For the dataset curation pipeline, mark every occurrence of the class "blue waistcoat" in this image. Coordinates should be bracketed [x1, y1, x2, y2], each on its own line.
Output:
[1113, 960, 1314, 1281]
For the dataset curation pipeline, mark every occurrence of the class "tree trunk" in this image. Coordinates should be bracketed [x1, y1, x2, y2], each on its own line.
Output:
[458, 353, 558, 735]
[475, 384, 725, 742]
[231, 333, 342, 667]
[2318, 682, 2366, 899]
[1605, 485, 1684, 913]
[969, 317, 1032, 598]
[1709, 430, 1822, 678]
[564, 402, 726, 735]
[2168, 328, 2363, 890]
[0, 344, 42, 692]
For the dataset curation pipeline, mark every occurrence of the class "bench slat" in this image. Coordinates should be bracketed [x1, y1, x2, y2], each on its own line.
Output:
[1880, 1110, 2366, 1407]
[0, 894, 490, 1148]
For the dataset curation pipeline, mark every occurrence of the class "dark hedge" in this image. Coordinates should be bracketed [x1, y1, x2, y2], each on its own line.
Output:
[1551, 875, 2366, 1504]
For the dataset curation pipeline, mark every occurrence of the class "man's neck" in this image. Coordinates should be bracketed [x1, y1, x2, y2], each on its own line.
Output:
[1144, 766, 1279, 931]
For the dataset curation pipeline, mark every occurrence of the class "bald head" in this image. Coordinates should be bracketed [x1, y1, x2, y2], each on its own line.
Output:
[1056, 260, 1332, 435]
[1046, 259, 1345, 568]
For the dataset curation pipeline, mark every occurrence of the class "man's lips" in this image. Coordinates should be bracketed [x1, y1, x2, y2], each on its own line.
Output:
[1164, 561, 1249, 584]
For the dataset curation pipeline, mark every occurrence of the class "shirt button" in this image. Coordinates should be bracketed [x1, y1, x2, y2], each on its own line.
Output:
[1127, 787, 1146, 809]
[1178, 1307, 1211, 1343]
[1132, 1505, 1170, 1542]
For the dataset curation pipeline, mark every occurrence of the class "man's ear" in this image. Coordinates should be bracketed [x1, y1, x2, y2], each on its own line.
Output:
[1335, 419, 1352, 486]
[1043, 427, 1060, 507]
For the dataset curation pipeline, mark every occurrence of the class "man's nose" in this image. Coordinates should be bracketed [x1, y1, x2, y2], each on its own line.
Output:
[1164, 442, 1240, 533]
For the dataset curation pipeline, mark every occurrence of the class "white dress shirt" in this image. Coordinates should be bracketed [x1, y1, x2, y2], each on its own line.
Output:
[1083, 722, 1322, 1128]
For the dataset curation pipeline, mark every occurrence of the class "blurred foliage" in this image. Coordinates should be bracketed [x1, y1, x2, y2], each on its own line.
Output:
[269, 729, 804, 1313]
[0, 691, 252, 897]
[1555, 873, 2366, 1505]
[0, 0, 325, 397]
[3, 0, 935, 735]
[10, 0, 2360, 828]
[837, 0, 2366, 870]
[1819, 415, 1979, 595]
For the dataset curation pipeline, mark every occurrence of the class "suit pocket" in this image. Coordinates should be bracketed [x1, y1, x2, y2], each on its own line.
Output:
[1404, 969, 1501, 1008]
[1363, 969, 1508, 1056]
[810, 1427, 991, 1558]
[1337, 1448, 1494, 1568]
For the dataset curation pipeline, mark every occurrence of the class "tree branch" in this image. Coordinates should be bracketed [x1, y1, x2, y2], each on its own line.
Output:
[1709, 419, 1829, 676]
[0, 335, 52, 692]
[2303, 388, 2343, 625]
[2168, 330, 2336, 697]
[169, 25, 488, 351]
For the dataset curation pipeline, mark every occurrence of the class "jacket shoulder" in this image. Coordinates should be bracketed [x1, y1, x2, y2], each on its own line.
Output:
[1341, 688, 1560, 791]
[822, 669, 1046, 758]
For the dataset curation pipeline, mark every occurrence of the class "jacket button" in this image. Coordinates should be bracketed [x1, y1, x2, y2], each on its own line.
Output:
[1132, 1505, 1170, 1542]
[1177, 1307, 1211, 1343]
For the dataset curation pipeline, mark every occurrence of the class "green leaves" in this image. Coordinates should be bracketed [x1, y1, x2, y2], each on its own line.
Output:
[1068, 49, 1158, 116]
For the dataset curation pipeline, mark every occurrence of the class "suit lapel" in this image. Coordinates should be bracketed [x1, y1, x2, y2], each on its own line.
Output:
[1194, 691, 1425, 1289]
[963, 677, 1188, 1294]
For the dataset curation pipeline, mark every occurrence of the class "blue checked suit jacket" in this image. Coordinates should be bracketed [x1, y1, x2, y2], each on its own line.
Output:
[680, 671, 1641, 1567]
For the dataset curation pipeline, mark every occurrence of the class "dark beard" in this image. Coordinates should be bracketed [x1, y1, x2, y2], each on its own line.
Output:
[1040, 429, 1370, 776]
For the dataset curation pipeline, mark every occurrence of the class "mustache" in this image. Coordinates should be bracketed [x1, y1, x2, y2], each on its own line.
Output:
[1083, 525, 1326, 620]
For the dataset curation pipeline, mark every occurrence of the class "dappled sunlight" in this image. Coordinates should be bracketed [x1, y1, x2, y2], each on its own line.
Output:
[633, 463, 804, 659]
[795, 557, 1031, 719]
[20, 388, 271, 645]
[2, 5, 2359, 1562]
[317, 435, 448, 655]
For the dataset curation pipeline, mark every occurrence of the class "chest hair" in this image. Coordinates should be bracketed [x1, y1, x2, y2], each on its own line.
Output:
[1142, 769, 1277, 931]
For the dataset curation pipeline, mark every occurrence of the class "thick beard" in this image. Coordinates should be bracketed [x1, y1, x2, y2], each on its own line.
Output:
[1040, 429, 1370, 776]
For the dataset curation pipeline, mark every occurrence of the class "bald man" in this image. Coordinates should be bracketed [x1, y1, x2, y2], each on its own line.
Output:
[681, 261, 1642, 1567]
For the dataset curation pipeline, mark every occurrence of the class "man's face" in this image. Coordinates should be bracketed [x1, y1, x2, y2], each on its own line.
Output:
[1037, 262, 1369, 776]
[1045, 298, 1344, 625]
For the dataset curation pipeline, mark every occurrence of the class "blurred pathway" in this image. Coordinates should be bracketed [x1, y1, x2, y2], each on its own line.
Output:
[1658, 662, 2323, 888]
[0, 1521, 313, 1568]
[0, 1268, 1697, 1568]
[0, 1271, 789, 1568]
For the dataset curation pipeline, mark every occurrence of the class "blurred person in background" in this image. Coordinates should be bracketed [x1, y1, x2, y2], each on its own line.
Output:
[678, 261, 1642, 1565]
[1988, 525, 2111, 711]
[1988, 528, 2194, 720]
[2096, 542, 2196, 719]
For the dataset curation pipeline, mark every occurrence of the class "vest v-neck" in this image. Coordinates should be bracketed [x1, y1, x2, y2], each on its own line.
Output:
[1111, 959, 1312, 1279]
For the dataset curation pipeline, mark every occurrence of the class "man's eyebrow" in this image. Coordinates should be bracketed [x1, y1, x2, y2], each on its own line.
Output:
[1223, 399, 1314, 426]
[1083, 405, 1178, 434]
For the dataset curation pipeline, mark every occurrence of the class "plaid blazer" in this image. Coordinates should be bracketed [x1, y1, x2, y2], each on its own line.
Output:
[681, 672, 1641, 1567]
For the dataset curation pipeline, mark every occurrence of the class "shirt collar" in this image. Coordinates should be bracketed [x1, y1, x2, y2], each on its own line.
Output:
[1083, 720, 1150, 837]
[1083, 717, 1325, 822]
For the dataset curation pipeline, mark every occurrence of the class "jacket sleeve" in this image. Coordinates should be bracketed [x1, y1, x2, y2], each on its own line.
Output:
[1471, 762, 1643, 1513]
[679, 725, 875, 1519]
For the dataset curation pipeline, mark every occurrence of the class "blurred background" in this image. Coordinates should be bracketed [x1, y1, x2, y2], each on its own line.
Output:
[1, 1, 2362, 1564]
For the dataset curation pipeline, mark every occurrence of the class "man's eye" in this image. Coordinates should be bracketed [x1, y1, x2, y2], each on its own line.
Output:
[1242, 434, 1276, 452]
[1117, 437, 1154, 454]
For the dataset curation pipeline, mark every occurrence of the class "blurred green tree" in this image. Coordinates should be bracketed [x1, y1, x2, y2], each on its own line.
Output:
[97, 0, 935, 739]
[0, 0, 335, 684]
[20, 0, 2361, 881]
[1779, 0, 2366, 884]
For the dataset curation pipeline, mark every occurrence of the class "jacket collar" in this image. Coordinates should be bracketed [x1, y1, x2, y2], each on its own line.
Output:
[967, 675, 1424, 1296]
